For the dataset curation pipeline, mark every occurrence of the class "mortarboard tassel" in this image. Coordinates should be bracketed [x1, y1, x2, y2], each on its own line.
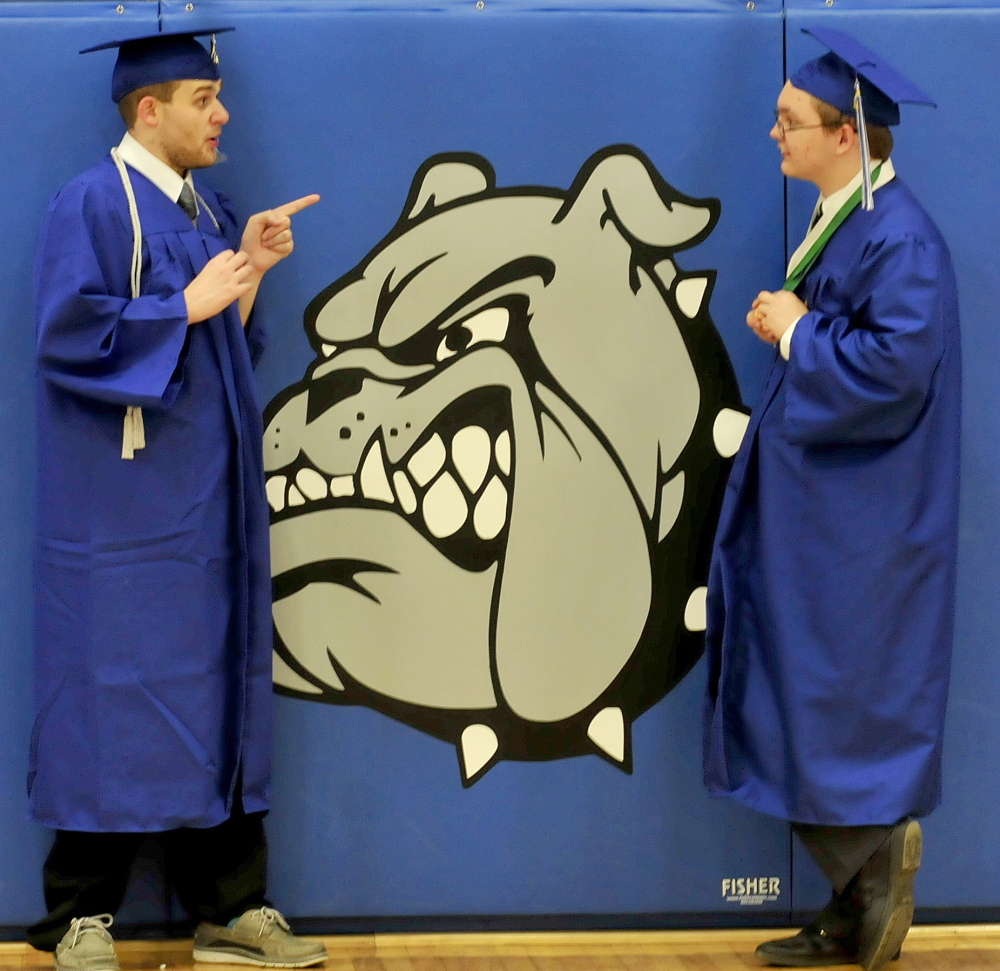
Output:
[210, 33, 219, 64]
[854, 76, 874, 211]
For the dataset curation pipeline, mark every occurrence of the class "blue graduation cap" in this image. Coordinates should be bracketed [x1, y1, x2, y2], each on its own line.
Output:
[791, 27, 936, 128]
[80, 27, 234, 103]
[790, 27, 937, 209]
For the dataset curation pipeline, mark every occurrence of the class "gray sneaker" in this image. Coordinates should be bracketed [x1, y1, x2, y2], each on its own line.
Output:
[54, 915, 119, 971]
[193, 907, 326, 967]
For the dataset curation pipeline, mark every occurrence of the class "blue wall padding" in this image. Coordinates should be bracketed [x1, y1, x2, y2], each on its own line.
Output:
[0, 0, 996, 931]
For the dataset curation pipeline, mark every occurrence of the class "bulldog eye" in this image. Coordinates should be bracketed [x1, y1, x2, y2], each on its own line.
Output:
[436, 306, 511, 362]
[436, 331, 466, 362]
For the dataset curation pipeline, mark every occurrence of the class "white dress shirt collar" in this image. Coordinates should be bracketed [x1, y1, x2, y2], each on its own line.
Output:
[788, 158, 896, 279]
[811, 157, 897, 231]
[817, 158, 896, 212]
[116, 131, 195, 204]
[779, 158, 897, 363]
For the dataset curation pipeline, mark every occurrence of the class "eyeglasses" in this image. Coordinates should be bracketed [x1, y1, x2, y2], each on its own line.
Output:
[772, 110, 829, 138]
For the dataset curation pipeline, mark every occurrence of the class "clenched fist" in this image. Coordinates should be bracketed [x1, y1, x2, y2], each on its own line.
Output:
[747, 289, 807, 344]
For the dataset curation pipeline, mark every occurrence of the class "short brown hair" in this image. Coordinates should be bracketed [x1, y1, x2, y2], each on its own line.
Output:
[117, 81, 181, 128]
[811, 95, 894, 162]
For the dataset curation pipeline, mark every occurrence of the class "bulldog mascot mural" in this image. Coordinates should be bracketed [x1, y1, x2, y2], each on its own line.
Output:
[264, 145, 746, 784]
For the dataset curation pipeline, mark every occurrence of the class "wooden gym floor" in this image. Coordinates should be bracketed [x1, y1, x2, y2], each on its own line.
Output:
[3, 926, 1000, 971]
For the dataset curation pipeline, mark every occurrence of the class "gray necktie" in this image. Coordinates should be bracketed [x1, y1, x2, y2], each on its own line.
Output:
[178, 183, 198, 224]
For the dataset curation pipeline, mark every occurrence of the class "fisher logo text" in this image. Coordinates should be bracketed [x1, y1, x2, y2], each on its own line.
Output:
[722, 877, 781, 905]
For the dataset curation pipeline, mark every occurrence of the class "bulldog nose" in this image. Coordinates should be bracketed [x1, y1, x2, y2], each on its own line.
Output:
[307, 368, 367, 423]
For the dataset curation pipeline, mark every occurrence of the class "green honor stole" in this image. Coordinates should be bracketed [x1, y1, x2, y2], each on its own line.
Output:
[783, 162, 888, 294]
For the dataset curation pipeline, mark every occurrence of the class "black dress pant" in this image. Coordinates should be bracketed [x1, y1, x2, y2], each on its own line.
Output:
[27, 808, 268, 952]
[793, 822, 895, 893]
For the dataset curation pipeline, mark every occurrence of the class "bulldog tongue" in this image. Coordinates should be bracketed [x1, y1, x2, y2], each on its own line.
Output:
[494, 385, 651, 723]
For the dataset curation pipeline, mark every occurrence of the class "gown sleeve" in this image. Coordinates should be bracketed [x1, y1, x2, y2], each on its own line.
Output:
[35, 177, 190, 409]
[782, 231, 950, 446]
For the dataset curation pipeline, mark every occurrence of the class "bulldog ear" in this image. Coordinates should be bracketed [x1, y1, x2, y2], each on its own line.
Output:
[556, 146, 719, 251]
[401, 153, 497, 221]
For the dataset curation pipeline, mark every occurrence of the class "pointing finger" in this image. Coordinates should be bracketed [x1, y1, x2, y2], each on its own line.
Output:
[272, 194, 321, 218]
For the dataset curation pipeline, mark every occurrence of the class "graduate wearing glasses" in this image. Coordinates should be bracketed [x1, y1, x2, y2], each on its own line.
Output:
[703, 28, 961, 970]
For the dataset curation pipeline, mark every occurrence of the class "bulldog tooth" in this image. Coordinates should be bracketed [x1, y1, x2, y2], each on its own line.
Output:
[287, 484, 306, 507]
[392, 471, 418, 515]
[712, 408, 750, 458]
[452, 425, 491, 493]
[407, 433, 446, 487]
[495, 430, 511, 477]
[675, 275, 710, 318]
[265, 475, 287, 513]
[360, 441, 395, 503]
[330, 475, 355, 498]
[587, 707, 626, 763]
[422, 472, 467, 538]
[296, 467, 329, 501]
[460, 724, 499, 781]
[683, 586, 708, 632]
[473, 476, 507, 541]
[321, 343, 337, 357]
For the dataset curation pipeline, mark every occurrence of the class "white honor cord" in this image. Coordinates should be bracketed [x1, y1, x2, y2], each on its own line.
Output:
[110, 147, 146, 459]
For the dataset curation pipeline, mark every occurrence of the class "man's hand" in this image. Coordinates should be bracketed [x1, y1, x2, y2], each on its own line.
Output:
[184, 249, 255, 325]
[747, 289, 808, 344]
[240, 194, 321, 276]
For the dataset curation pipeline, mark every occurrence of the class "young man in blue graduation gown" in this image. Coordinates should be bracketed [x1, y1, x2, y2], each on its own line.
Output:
[29, 29, 324, 971]
[703, 29, 960, 971]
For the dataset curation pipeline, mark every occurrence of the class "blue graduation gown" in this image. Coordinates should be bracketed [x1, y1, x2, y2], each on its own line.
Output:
[30, 157, 273, 832]
[703, 177, 961, 825]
